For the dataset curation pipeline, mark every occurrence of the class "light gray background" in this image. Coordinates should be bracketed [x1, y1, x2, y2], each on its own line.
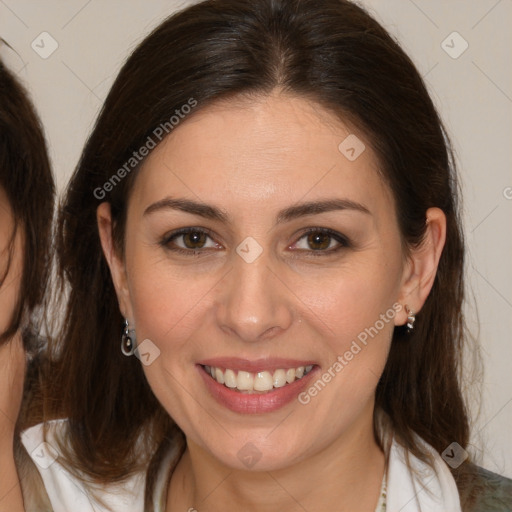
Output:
[1, 0, 510, 477]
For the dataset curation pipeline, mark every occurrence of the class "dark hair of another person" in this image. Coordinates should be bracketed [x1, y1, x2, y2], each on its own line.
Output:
[44, 0, 478, 509]
[0, 48, 55, 350]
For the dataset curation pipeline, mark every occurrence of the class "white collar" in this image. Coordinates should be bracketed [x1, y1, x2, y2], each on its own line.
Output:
[152, 433, 462, 512]
[22, 420, 462, 512]
[386, 435, 462, 512]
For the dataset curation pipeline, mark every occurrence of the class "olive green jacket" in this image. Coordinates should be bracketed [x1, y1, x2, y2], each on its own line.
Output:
[458, 465, 512, 511]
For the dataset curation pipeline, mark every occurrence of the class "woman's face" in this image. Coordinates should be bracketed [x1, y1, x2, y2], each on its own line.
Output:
[101, 93, 422, 471]
[0, 186, 23, 336]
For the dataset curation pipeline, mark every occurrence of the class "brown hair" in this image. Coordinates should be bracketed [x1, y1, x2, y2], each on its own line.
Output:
[0, 48, 55, 351]
[0, 47, 56, 511]
[46, 0, 475, 508]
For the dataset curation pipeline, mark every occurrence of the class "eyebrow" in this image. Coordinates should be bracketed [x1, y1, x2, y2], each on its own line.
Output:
[276, 198, 370, 223]
[144, 197, 230, 223]
[143, 197, 371, 224]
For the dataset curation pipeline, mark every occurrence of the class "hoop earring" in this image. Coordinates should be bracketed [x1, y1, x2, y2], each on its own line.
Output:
[121, 319, 136, 356]
[405, 305, 416, 332]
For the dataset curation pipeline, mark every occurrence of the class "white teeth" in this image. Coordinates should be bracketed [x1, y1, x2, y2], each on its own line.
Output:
[254, 371, 273, 391]
[204, 364, 314, 393]
[237, 371, 254, 391]
[215, 367, 224, 384]
[272, 369, 286, 388]
[224, 369, 237, 388]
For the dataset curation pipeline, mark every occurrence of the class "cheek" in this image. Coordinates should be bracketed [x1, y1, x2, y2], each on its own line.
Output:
[0, 239, 23, 334]
[288, 253, 402, 409]
[294, 256, 402, 343]
[291, 267, 399, 430]
[0, 277, 19, 333]
[126, 250, 219, 361]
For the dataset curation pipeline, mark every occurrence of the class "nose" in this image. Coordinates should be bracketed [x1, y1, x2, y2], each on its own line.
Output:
[215, 248, 294, 343]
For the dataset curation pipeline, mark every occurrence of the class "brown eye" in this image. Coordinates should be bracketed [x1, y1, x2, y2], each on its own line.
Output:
[307, 232, 331, 250]
[290, 228, 349, 255]
[182, 231, 207, 249]
[161, 227, 221, 254]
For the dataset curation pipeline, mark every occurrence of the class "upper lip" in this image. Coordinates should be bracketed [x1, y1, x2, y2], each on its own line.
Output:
[197, 357, 317, 373]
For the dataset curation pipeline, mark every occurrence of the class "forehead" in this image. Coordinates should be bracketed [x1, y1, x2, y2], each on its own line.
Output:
[130, 93, 393, 219]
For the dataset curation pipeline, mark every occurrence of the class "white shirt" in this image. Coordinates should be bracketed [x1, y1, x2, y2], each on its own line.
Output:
[21, 419, 462, 512]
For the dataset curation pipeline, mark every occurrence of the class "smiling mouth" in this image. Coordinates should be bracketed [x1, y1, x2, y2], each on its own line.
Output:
[201, 364, 315, 394]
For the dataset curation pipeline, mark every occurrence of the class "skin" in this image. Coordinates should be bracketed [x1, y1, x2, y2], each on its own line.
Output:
[98, 91, 446, 512]
[0, 186, 25, 512]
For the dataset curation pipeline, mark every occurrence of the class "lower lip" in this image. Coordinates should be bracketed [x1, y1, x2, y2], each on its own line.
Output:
[197, 365, 319, 414]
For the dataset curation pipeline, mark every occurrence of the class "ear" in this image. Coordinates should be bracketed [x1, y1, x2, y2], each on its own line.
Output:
[97, 202, 133, 320]
[394, 207, 446, 327]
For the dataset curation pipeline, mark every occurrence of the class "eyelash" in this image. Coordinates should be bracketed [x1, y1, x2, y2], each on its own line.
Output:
[290, 227, 350, 256]
[160, 227, 350, 257]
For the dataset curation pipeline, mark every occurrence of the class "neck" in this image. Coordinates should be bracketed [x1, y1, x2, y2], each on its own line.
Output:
[167, 402, 386, 512]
